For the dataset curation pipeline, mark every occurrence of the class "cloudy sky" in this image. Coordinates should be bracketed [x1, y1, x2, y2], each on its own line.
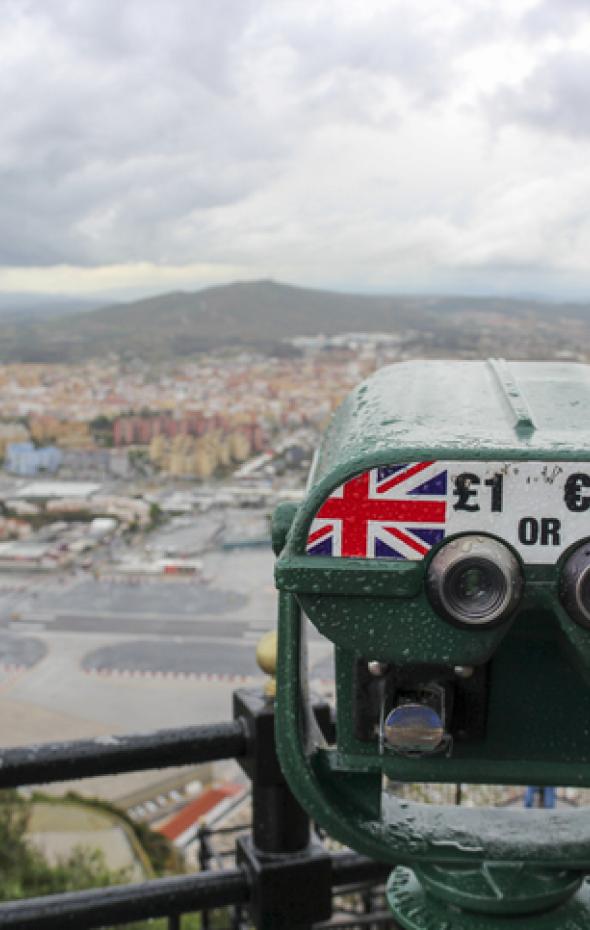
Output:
[2, 0, 590, 301]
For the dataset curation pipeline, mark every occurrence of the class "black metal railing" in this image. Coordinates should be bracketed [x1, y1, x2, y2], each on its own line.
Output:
[0, 688, 392, 930]
[0, 721, 247, 788]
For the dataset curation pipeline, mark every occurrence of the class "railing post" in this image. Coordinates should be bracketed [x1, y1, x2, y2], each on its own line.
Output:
[233, 687, 333, 930]
[197, 823, 212, 930]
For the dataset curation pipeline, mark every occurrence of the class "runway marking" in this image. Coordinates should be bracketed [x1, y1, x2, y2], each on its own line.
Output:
[0, 664, 32, 693]
[83, 667, 261, 684]
[8, 622, 46, 632]
[242, 629, 272, 642]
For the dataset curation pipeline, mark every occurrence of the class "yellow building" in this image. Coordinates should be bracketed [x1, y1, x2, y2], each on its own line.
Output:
[29, 416, 90, 448]
[229, 430, 251, 463]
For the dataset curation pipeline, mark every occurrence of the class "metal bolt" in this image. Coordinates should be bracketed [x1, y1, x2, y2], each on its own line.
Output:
[368, 660, 389, 677]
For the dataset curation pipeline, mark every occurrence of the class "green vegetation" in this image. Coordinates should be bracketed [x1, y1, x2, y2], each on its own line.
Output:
[1, 509, 106, 530]
[0, 791, 211, 929]
[128, 448, 151, 477]
[55, 791, 180, 875]
[149, 502, 164, 527]
[90, 414, 115, 447]
[0, 791, 131, 900]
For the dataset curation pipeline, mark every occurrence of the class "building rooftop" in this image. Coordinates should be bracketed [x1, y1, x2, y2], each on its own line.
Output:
[157, 784, 243, 845]
[15, 481, 102, 499]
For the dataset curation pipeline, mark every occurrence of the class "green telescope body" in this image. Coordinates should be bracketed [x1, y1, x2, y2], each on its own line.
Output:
[273, 359, 590, 882]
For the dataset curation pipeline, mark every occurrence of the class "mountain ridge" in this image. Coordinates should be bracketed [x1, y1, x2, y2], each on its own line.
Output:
[1, 279, 589, 364]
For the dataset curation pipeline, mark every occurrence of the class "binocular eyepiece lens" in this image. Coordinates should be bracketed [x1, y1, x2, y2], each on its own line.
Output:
[560, 544, 590, 628]
[426, 536, 522, 627]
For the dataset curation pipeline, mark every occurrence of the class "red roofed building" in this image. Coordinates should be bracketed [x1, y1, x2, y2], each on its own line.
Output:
[156, 784, 244, 848]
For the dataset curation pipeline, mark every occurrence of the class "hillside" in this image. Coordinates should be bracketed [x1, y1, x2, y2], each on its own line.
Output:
[0, 280, 588, 363]
[0, 293, 101, 323]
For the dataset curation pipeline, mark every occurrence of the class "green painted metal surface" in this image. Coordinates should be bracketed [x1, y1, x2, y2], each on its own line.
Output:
[309, 359, 590, 491]
[273, 359, 590, 923]
[275, 593, 590, 868]
[387, 867, 590, 929]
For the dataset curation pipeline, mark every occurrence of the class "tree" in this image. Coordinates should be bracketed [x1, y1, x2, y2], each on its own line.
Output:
[149, 502, 164, 527]
[0, 792, 131, 901]
[90, 415, 115, 447]
[0, 792, 210, 928]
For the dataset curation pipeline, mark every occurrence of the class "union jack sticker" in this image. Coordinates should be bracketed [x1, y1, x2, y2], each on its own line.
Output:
[306, 462, 447, 560]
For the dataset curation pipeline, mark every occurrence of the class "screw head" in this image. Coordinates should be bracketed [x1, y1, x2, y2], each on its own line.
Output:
[368, 660, 389, 677]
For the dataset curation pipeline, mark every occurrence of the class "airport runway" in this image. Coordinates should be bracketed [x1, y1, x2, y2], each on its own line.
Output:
[0, 548, 333, 750]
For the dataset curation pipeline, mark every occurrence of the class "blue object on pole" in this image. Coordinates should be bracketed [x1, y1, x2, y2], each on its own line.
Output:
[524, 786, 556, 808]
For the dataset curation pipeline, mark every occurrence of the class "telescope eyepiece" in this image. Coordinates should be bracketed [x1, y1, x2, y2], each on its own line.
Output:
[426, 535, 523, 628]
[560, 543, 590, 629]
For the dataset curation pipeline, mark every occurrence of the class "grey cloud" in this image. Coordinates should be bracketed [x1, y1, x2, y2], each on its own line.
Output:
[260, 4, 455, 107]
[521, 0, 590, 37]
[0, 0, 286, 266]
[2, 0, 589, 281]
[35, 0, 258, 95]
[487, 51, 590, 138]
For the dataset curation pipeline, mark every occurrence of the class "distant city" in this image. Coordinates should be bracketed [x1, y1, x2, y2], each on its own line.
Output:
[0, 294, 587, 572]
[0, 329, 411, 570]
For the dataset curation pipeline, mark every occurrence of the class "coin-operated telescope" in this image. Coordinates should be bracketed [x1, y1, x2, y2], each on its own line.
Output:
[273, 359, 590, 929]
